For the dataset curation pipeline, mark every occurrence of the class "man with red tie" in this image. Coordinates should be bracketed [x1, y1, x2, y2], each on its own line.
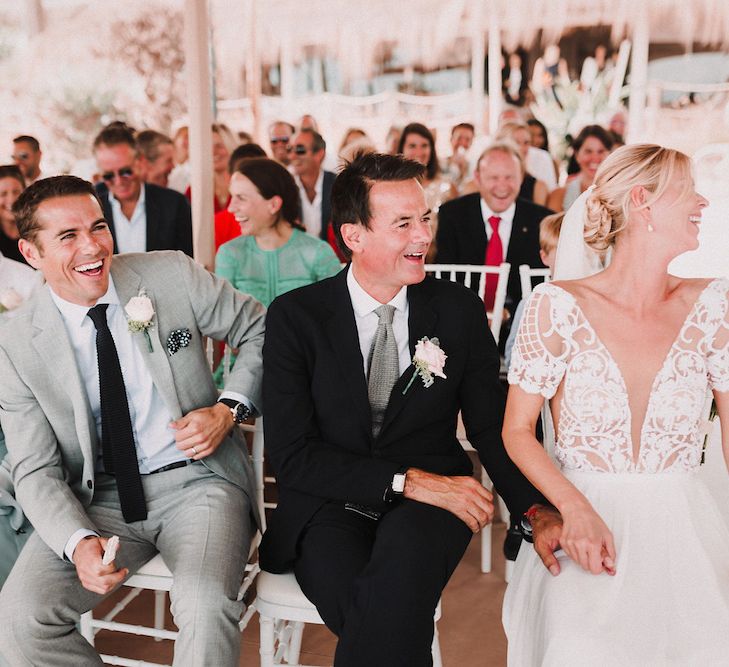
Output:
[435, 141, 551, 345]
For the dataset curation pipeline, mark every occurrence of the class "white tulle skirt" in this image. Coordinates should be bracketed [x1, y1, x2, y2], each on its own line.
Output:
[502, 470, 729, 666]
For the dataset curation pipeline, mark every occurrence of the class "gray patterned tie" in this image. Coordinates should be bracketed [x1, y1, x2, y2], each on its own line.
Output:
[367, 304, 399, 438]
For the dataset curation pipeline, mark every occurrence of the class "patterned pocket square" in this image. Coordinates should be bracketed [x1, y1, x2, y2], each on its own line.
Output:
[166, 328, 192, 355]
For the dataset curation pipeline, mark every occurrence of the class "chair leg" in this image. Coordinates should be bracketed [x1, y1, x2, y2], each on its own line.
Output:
[285, 620, 305, 664]
[79, 611, 95, 645]
[259, 614, 276, 667]
[153, 590, 166, 642]
[432, 622, 443, 667]
[481, 522, 492, 573]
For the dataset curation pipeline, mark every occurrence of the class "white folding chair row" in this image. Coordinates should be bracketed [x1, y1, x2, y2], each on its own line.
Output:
[425, 263, 510, 344]
[79, 418, 265, 667]
[519, 264, 551, 299]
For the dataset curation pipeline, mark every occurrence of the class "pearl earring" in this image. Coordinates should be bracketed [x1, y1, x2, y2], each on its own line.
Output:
[647, 223, 654, 232]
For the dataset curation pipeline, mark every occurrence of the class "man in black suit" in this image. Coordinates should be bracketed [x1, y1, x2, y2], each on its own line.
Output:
[290, 128, 336, 243]
[93, 124, 193, 256]
[260, 153, 559, 666]
[435, 140, 552, 317]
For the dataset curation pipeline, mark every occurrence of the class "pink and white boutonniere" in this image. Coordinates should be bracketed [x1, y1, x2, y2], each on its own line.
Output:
[0, 288, 23, 314]
[125, 290, 155, 352]
[403, 336, 447, 394]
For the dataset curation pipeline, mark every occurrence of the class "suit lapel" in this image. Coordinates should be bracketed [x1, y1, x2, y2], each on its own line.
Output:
[378, 280, 438, 436]
[111, 259, 183, 419]
[471, 195, 488, 261]
[144, 185, 159, 252]
[32, 288, 97, 464]
[99, 191, 119, 254]
[324, 270, 372, 435]
[505, 199, 528, 265]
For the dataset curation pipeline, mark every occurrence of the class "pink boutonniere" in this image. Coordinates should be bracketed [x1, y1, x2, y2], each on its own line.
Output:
[403, 337, 447, 394]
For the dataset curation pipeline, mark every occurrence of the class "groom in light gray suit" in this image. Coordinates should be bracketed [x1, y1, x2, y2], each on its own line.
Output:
[0, 176, 266, 666]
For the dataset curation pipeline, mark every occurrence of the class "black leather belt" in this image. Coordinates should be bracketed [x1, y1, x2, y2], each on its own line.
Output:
[146, 460, 194, 475]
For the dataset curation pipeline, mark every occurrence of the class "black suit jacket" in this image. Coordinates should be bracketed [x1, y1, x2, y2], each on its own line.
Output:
[435, 193, 551, 313]
[96, 182, 193, 256]
[259, 268, 545, 573]
[318, 170, 336, 241]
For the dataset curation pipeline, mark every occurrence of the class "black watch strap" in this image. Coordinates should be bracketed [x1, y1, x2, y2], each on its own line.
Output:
[218, 398, 251, 424]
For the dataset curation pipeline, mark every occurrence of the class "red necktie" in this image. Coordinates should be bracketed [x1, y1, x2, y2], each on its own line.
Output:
[484, 215, 503, 310]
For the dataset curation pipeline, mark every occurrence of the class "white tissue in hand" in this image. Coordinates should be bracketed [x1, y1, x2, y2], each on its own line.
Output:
[102, 535, 120, 565]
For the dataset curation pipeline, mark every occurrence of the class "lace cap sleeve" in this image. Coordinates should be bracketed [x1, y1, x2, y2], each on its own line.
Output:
[706, 278, 729, 392]
[507, 284, 571, 398]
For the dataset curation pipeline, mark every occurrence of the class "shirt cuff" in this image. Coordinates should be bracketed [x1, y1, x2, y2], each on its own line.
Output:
[219, 391, 258, 417]
[65, 529, 99, 563]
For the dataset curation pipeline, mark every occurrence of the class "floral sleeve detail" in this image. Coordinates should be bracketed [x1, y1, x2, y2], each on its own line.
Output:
[507, 285, 570, 399]
[706, 278, 729, 392]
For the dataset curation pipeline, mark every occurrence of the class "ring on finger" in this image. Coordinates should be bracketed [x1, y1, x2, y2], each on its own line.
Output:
[191, 446, 198, 456]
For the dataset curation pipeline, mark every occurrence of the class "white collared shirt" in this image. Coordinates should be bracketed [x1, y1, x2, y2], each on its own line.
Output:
[108, 184, 147, 253]
[346, 266, 411, 378]
[295, 170, 324, 238]
[480, 199, 515, 259]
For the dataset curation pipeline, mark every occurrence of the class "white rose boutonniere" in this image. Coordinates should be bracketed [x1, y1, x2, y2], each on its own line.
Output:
[125, 290, 155, 352]
[403, 336, 447, 395]
[0, 288, 23, 314]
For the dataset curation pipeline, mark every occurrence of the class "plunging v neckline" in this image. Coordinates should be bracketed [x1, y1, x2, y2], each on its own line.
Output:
[550, 279, 716, 466]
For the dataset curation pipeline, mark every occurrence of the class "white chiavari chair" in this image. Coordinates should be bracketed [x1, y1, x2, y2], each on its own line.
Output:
[518, 264, 551, 299]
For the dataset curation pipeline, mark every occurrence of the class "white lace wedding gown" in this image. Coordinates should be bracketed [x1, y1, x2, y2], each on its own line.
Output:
[503, 279, 729, 666]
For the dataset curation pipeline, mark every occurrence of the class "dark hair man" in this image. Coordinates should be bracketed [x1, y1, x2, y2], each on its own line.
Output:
[12, 135, 43, 185]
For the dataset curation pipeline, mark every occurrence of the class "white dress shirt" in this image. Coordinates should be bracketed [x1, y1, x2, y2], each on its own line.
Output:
[296, 170, 324, 238]
[480, 199, 515, 259]
[347, 267, 411, 378]
[109, 184, 147, 253]
[527, 146, 557, 191]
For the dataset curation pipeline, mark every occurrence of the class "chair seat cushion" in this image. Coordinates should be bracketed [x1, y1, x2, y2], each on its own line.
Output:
[256, 570, 317, 610]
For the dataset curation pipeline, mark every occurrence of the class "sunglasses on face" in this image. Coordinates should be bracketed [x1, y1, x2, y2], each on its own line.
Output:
[270, 136, 290, 144]
[12, 152, 31, 161]
[101, 167, 134, 182]
[288, 144, 309, 155]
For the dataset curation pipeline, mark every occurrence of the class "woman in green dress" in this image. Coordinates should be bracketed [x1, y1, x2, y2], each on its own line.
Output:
[214, 157, 341, 384]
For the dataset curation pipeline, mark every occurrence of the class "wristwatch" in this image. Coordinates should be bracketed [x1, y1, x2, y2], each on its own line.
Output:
[384, 467, 408, 503]
[218, 398, 252, 424]
[519, 504, 540, 544]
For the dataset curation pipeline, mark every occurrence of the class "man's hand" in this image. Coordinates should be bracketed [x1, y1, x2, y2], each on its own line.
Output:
[529, 505, 564, 576]
[403, 468, 494, 533]
[171, 403, 233, 460]
[73, 536, 127, 595]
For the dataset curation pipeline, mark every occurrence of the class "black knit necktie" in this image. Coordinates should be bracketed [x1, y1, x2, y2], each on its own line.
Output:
[87, 304, 147, 523]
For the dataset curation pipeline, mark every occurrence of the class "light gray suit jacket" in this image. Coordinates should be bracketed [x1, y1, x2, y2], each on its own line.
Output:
[0, 251, 266, 559]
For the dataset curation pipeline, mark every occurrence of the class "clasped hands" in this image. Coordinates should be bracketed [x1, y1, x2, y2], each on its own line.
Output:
[170, 403, 233, 461]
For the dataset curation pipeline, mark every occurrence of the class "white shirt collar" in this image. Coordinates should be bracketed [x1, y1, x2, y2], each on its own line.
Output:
[49, 275, 121, 329]
[479, 199, 516, 227]
[109, 182, 146, 212]
[295, 169, 324, 196]
[347, 265, 408, 317]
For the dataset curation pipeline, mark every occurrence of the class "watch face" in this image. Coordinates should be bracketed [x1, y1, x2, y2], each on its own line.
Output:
[233, 403, 250, 423]
[392, 473, 406, 493]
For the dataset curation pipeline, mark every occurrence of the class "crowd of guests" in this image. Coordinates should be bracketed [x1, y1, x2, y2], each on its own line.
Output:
[0, 104, 636, 663]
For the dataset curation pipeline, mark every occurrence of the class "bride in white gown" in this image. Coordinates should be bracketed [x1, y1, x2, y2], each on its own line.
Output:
[502, 143, 729, 666]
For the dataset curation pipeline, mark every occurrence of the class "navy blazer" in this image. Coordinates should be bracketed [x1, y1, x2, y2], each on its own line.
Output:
[96, 182, 193, 257]
[319, 170, 336, 241]
[259, 268, 545, 572]
[435, 194, 552, 313]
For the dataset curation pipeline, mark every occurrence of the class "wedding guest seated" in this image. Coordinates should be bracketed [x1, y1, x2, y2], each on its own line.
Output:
[214, 143, 267, 251]
[93, 123, 193, 255]
[184, 123, 235, 214]
[441, 122, 475, 193]
[0, 175, 265, 665]
[435, 141, 551, 342]
[0, 165, 26, 264]
[499, 110, 557, 192]
[259, 152, 560, 665]
[11, 135, 44, 186]
[135, 130, 175, 188]
[268, 120, 295, 166]
[167, 125, 190, 193]
[547, 124, 614, 212]
[527, 118, 560, 183]
[496, 121, 549, 206]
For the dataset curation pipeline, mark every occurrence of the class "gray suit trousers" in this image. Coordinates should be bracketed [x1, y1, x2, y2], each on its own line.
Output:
[0, 462, 252, 667]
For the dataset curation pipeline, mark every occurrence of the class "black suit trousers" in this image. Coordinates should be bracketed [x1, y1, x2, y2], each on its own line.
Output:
[294, 499, 472, 667]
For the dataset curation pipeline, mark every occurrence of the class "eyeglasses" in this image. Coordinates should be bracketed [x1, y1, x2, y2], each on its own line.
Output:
[270, 136, 290, 145]
[287, 144, 309, 155]
[12, 152, 31, 161]
[101, 167, 134, 182]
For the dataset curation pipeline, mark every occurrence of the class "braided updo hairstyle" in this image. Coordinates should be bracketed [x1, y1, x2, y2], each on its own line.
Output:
[583, 143, 692, 251]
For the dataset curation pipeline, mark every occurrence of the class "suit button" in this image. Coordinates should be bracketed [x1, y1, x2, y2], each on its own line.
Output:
[87, 480, 93, 489]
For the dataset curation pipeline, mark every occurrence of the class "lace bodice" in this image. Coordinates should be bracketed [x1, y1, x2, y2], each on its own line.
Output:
[508, 279, 729, 473]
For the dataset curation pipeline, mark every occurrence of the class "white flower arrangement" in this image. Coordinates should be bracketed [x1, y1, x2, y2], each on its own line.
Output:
[125, 290, 155, 352]
[403, 336, 447, 395]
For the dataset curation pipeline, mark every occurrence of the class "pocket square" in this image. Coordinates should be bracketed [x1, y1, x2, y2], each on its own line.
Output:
[167, 328, 191, 355]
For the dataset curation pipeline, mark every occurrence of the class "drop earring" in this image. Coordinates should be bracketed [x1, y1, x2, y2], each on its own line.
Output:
[647, 223, 654, 232]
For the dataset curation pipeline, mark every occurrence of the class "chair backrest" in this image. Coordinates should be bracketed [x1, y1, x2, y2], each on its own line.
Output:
[519, 264, 551, 299]
[425, 263, 510, 343]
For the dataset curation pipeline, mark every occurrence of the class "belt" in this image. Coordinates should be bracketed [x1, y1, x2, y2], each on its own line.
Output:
[146, 459, 195, 475]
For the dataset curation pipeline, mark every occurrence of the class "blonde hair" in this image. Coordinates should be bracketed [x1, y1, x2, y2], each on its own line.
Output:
[495, 120, 530, 139]
[539, 212, 564, 254]
[584, 143, 692, 250]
